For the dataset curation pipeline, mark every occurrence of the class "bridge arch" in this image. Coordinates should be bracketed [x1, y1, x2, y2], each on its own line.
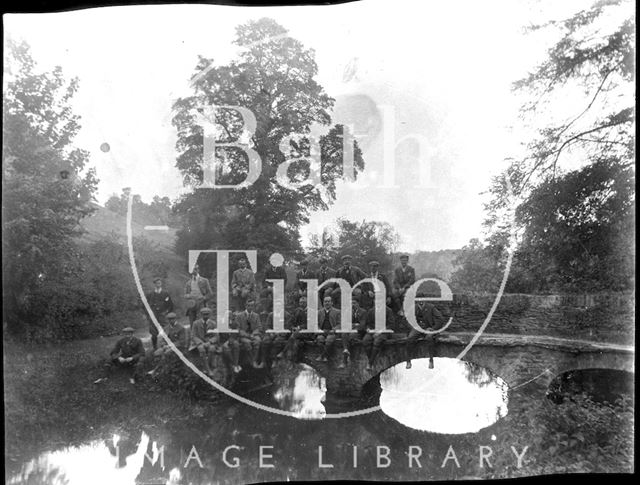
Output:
[298, 334, 634, 398]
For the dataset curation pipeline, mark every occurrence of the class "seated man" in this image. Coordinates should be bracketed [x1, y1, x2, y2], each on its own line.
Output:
[405, 300, 445, 369]
[235, 299, 263, 368]
[362, 304, 397, 371]
[279, 295, 314, 363]
[153, 312, 187, 356]
[189, 307, 215, 375]
[221, 311, 242, 374]
[332, 254, 366, 307]
[231, 258, 256, 312]
[260, 306, 293, 369]
[315, 296, 341, 362]
[147, 313, 187, 376]
[109, 327, 145, 384]
[339, 296, 368, 368]
[392, 254, 415, 315]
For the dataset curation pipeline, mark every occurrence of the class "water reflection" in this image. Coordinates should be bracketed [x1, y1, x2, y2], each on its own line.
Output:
[8, 432, 157, 485]
[272, 363, 327, 419]
[379, 358, 509, 434]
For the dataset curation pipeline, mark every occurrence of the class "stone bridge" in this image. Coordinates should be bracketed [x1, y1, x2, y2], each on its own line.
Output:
[291, 332, 635, 397]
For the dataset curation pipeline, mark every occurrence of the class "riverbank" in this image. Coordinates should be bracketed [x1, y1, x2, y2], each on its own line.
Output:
[3, 330, 210, 478]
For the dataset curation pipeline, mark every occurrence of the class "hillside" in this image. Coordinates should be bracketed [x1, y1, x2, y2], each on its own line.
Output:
[77, 204, 189, 314]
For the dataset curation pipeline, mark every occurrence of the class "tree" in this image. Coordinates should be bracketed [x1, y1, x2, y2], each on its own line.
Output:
[3, 39, 98, 333]
[469, 0, 634, 293]
[172, 18, 364, 268]
[308, 219, 400, 273]
[105, 188, 176, 226]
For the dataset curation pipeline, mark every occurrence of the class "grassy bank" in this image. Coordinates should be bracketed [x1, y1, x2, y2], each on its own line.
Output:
[3, 329, 208, 478]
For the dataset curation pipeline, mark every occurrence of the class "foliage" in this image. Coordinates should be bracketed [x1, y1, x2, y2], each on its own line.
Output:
[488, 392, 634, 477]
[3, 39, 98, 333]
[308, 218, 401, 273]
[172, 18, 364, 268]
[454, 0, 635, 294]
[105, 188, 178, 227]
[15, 234, 165, 342]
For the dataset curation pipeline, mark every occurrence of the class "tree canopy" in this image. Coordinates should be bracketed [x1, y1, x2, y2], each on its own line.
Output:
[452, 0, 635, 294]
[172, 18, 364, 266]
[3, 39, 98, 330]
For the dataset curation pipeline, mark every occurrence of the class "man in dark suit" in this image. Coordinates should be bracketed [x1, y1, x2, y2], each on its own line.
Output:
[360, 260, 392, 310]
[235, 299, 263, 368]
[315, 295, 341, 362]
[146, 277, 174, 350]
[109, 327, 145, 383]
[392, 254, 416, 315]
[332, 255, 366, 307]
[405, 299, 445, 369]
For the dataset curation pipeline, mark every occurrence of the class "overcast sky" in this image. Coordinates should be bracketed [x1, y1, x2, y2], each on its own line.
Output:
[4, 0, 603, 251]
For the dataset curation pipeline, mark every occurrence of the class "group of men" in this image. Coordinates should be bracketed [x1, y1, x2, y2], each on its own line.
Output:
[108, 254, 445, 383]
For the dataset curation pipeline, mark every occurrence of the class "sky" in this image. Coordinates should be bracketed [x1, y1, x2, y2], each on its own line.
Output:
[3, 0, 601, 251]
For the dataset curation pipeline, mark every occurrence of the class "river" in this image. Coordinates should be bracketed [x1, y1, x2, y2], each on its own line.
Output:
[7, 358, 633, 484]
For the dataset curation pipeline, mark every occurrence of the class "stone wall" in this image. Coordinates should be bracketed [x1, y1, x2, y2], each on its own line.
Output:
[434, 292, 634, 343]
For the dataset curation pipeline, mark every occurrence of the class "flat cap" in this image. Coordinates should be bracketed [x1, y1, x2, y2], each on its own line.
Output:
[200, 307, 212, 314]
[122, 327, 135, 333]
[300, 259, 309, 266]
[166, 312, 177, 319]
[153, 277, 162, 283]
[400, 254, 409, 260]
[368, 259, 380, 266]
[341, 254, 352, 261]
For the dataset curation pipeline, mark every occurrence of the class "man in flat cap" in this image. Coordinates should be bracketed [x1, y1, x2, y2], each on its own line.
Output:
[333, 255, 366, 307]
[360, 259, 392, 310]
[231, 258, 256, 312]
[154, 313, 186, 354]
[109, 327, 145, 384]
[184, 265, 213, 326]
[146, 277, 174, 350]
[189, 307, 215, 375]
[392, 254, 415, 315]
[147, 313, 187, 376]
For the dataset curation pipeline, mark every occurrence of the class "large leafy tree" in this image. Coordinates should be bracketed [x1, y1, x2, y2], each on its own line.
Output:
[172, 18, 364, 268]
[454, 0, 634, 293]
[3, 39, 98, 331]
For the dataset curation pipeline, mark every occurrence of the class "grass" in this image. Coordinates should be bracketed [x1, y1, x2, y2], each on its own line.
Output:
[3, 330, 200, 479]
